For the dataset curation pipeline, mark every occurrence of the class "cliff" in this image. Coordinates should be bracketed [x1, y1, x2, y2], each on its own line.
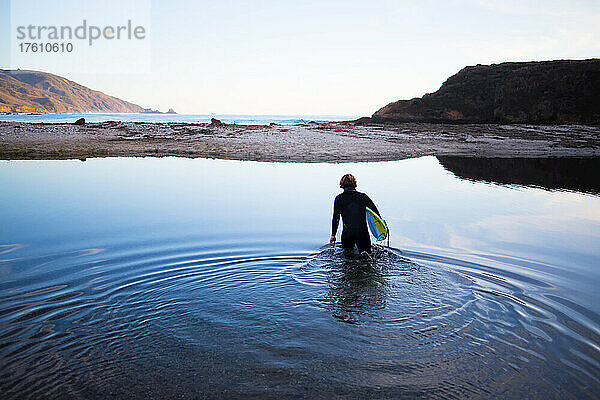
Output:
[372, 59, 600, 124]
[0, 69, 144, 114]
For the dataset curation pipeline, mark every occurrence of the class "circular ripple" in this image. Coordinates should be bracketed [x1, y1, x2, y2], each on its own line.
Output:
[1, 240, 599, 399]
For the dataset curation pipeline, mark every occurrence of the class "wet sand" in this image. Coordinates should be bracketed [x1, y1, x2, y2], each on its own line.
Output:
[0, 121, 599, 162]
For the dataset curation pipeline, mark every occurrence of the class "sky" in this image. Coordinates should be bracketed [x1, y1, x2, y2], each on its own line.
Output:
[1, 0, 599, 116]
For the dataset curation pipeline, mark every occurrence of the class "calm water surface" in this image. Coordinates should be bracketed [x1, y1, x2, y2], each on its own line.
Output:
[1, 156, 599, 399]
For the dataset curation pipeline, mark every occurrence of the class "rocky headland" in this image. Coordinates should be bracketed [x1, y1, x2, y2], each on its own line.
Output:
[0, 69, 144, 114]
[370, 59, 600, 124]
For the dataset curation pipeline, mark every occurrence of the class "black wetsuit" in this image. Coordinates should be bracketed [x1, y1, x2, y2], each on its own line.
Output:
[331, 187, 380, 253]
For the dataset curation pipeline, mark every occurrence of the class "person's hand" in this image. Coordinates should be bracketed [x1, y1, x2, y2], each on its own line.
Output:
[329, 236, 336, 247]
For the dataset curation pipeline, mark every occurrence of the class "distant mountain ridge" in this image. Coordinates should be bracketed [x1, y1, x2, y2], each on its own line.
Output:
[0, 69, 144, 114]
[372, 59, 600, 124]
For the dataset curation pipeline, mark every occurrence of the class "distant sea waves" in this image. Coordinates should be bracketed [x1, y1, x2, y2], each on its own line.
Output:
[0, 113, 358, 125]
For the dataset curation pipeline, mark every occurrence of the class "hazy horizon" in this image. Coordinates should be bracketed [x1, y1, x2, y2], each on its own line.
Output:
[1, 0, 599, 115]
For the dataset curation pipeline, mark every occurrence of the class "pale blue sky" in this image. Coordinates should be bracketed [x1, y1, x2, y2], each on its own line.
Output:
[1, 0, 599, 115]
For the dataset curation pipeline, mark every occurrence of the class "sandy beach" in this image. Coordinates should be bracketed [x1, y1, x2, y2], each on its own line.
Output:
[1, 121, 599, 162]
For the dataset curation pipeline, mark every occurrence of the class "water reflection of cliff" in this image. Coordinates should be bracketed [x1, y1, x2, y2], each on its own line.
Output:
[437, 157, 600, 194]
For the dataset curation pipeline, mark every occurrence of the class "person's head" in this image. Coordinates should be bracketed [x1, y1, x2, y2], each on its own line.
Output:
[339, 174, 357, 189]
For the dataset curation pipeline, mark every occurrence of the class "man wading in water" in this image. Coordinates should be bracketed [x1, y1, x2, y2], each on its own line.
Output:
[330, 174, 381, 254]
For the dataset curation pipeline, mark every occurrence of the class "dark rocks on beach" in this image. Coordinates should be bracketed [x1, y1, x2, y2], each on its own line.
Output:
[74, 118, 85, 125]
[210, 118, 223, 126]
[371, 59, 600, 124]
[1, 121, 599, 161]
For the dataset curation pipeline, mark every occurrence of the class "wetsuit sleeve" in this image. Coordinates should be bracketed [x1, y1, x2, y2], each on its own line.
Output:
[332, 196, 342, 236]
[365, 194, 381, 217]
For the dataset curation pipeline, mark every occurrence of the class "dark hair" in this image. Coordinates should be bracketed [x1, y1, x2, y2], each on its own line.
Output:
[339, 174, 357, 188]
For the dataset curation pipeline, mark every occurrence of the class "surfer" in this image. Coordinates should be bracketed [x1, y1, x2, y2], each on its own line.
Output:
[330, 174, 381, 253]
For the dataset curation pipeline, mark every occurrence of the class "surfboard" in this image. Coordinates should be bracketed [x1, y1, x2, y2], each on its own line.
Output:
[366, 207, 388, 241]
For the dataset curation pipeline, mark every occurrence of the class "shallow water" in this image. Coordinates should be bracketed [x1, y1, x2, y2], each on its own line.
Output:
[1, 156, 599, 399]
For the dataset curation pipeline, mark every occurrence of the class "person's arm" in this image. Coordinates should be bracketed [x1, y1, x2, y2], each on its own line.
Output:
[331, 196, 341, 245]
[365, 194, 381, 217]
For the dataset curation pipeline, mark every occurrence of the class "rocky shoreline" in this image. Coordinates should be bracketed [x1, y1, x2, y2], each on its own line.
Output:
[0, 121, 599, 162]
